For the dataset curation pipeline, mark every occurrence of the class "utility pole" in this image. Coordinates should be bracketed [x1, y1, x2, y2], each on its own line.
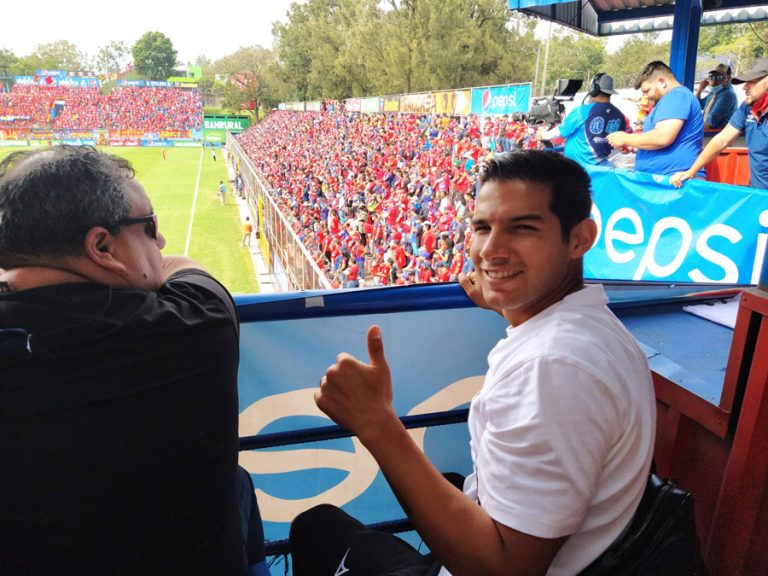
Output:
[540, 19, 553, 96]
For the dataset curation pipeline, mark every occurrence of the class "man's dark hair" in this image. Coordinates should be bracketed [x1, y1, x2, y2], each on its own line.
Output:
[634, 61, 675, 90]
[0, 145, 134, 267]
[478, 150, 592, 241]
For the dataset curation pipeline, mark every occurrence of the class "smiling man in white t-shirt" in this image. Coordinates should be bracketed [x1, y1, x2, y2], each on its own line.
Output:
[290, 150, 656, 576]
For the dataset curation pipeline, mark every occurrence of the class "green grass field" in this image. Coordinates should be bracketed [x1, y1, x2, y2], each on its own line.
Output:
[0, 146, 259, 294]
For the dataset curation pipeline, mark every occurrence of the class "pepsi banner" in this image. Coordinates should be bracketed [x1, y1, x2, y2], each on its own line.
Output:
[117, 80, 176, 87]
[586, 166, 768, 284]
[471, 83, 531, 116]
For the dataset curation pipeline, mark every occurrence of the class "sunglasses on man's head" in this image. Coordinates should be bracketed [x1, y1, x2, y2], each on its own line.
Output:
[111, 213, 158, 239]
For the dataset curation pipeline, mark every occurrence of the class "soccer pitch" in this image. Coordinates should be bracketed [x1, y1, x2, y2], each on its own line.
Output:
[0, 146, 259, 294]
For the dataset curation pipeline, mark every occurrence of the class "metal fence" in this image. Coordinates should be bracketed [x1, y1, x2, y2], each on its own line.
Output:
[227, 133, 332, 292]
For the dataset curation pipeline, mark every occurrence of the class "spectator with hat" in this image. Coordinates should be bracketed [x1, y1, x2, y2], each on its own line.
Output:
[696, 62, 738, 130]
[671, 57, 768, 190]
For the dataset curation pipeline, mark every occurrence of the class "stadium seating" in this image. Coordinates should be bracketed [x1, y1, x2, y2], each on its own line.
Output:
[236, 108, 536, 287]
[0, 84, 202, 132]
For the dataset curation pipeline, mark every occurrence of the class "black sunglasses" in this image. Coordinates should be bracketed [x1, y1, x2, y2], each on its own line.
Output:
[111, 213, 158, 239]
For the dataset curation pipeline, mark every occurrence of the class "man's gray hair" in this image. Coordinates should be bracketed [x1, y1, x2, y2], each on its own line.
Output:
[0, 145, 134, 267]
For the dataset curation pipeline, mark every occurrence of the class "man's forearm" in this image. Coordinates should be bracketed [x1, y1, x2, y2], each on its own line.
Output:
[360, 415, 563, 576]
[681, 132, 733, 178]
[621, 129, 673, 150]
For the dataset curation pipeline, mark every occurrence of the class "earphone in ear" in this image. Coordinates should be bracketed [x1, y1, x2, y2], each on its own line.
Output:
[98, 246, 109, 253]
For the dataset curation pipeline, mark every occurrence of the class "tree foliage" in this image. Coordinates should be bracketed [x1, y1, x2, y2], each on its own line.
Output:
[543, 32, 605, 94]
[211, 46, 286, 119]
[18, 40, 86, 73]
[132, 32, 178, 80]
[697, 22, 768, 74]
[603, 33, 671, 89]
[94, 41, 130, 77]
[273, 0, 540, 100]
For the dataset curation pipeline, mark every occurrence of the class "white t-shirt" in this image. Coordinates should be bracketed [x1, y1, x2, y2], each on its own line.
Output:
[439, 285, 656, 576]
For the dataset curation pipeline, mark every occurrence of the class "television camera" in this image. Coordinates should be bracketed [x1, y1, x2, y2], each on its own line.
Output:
[528, 79, 583, 125]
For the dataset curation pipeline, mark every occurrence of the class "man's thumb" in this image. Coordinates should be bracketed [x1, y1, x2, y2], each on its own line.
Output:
[367, 325, 387, 368]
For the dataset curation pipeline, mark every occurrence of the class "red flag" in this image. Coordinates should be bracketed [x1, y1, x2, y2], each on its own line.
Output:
[45, 76, 53, 85]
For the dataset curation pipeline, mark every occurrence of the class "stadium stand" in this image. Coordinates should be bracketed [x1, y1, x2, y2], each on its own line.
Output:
[236, 106, 537, 288]
[0, 84, 202, 132]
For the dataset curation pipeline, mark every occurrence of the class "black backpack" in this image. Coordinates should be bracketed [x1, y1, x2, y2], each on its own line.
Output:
[579, 474, 709, 576]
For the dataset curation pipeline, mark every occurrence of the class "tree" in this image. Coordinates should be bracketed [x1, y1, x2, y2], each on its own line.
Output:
[212, 46, 287, 119]
[95, 40, 130, 78]
[272, 0, 536, 100]
[544, 32, 606, 94]
[132, 32, 178, 80]
[22, 40, 85, 72]
[603, 33, 671, 89]
[697, 22, 767, 75]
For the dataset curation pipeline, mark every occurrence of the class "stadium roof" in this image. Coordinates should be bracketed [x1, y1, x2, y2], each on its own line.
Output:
[509, 0, 768, 36]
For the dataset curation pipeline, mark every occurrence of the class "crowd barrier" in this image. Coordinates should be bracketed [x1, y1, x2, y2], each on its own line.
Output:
[233, 278, 768, 575]
[227, 132, 332, 291]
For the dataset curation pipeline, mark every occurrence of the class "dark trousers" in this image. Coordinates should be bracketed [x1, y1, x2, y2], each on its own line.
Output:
[289, 504, 440, 576]
[237, 466, 268, 571]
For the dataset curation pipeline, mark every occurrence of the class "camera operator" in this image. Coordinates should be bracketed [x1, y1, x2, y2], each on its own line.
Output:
[538, 73, 630, 166]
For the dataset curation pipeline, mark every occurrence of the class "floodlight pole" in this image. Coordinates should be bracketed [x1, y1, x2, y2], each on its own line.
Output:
[540, 19, 553, 95]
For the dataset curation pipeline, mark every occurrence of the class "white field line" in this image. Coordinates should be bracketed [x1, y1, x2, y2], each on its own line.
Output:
[184, 148, 205, 256]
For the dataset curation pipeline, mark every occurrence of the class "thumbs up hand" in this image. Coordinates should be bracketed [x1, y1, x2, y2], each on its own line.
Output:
[316, 325, 397, 439]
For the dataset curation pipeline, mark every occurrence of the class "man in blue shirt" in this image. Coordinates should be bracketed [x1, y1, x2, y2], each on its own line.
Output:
[539, 73, 629, 167]
[671, 57, 768, 190]
[696, 63, 738, 130]
[608, 61, 704, 177]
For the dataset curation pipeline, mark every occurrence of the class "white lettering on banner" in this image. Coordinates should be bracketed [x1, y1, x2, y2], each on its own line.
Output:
[590, 204, 602, 246]
[750, 211, 768, 284]
[238, 376, 484, 522]
[491, 93, 517, 111]
[593, 203, 768, 283]
[605, 208, 644, 265]
[633, 217, 692, 280]
[689, 224, 741, 283]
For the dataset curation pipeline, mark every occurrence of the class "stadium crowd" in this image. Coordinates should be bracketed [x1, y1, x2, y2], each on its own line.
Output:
[236, 106, 541, 288]
[0, 84, 202, 132]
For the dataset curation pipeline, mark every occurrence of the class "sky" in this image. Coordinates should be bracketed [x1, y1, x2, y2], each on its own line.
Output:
[1, 0, 300, 64]
[1, 0, 637, 70]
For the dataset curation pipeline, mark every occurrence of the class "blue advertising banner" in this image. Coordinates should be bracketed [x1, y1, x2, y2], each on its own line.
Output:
[586, 166, 768, 284]
[470, 83, 531, 116]
[15, 75, 100, 88]
[508, 0, 574, 8]
[236, 298, 506, 544]
[116, 80, 176, 87]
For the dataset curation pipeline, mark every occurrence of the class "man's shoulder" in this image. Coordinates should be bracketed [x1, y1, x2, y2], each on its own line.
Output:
[162, 270, 237, 324]
[660, 86, 696, 107]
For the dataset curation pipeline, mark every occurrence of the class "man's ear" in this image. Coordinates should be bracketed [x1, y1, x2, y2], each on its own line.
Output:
[83, 227, 126, 273]
[569, 218, 598, 259]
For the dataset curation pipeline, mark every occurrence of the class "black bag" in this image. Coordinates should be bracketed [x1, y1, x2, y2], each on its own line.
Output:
[579, 474, 709, 576]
